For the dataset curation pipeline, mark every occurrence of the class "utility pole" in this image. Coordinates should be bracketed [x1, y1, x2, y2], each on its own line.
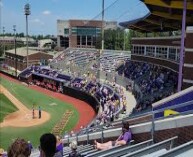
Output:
[3, 26, 5, 57]
[13, 25, 17, 76]
[24, 3, 30, 68]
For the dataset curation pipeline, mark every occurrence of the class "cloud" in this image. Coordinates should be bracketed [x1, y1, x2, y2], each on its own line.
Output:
[42, 10, 51, 15]
[30, 18, 44, 25]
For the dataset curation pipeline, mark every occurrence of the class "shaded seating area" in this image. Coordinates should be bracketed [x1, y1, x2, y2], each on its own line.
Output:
[116, 60, 177, 115]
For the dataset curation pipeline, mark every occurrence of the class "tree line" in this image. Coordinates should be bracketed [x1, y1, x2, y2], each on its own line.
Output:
[0, 33, 55, 40]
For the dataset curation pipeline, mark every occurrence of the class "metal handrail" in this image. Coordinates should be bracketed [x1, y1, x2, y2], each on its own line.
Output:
[153, 100, 193, 115]
[65, 99, 193, 144]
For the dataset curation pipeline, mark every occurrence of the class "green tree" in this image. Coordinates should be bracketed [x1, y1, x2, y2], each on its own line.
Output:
[96, 28, 132, 51]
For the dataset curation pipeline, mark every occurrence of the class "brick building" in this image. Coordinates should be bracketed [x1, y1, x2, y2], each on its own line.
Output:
[5, 47, 53, 72]
[57, 19, 117, 48]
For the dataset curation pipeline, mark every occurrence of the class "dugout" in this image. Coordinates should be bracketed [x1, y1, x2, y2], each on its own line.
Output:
[31, 73, 99, 113]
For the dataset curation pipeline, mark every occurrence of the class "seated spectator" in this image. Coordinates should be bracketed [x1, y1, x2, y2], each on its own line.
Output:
[39, 133, 62, 157]
[28, 141, 33, 151]
[68, 141, 81, 157]
[0, 148, 6, 157]
[94, 121, 132, 150]
[56, 136, 63, 156]
[7, 138, 31, 157]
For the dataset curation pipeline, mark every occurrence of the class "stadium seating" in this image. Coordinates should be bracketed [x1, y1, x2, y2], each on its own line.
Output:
[120, 136, 177, 157]
[16, 48, 193, 157]
[49, 49, 177, 115]
[116, 60, 177, 114]
[157, 140, 193, 157]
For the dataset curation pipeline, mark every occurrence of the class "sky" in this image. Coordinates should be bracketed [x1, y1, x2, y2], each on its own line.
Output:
[0, 0, 149, 35]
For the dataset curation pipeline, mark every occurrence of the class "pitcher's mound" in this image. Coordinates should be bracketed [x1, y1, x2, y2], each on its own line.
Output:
[0, 110, 50, 128]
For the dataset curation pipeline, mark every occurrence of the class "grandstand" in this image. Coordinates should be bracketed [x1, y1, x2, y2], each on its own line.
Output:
[1, 0, 193, 156]
[50, 48, 130, 76]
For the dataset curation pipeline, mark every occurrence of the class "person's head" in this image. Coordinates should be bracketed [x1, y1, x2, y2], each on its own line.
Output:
[8, 138, 31, 157]
[122, 121, 130, 133]
[0, 148, 5, 156]
[69, 141, 77, 151]
[39, 133, 56, 157]
[56, 135, 62, 145]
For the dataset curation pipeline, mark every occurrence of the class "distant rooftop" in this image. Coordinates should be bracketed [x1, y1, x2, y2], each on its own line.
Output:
[0, 36, 35, 42]
[6, 47, 48, 57]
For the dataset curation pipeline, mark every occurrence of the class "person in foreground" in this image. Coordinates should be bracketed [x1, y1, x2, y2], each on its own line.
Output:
[8, 138, 31, 157]
[94, 121, 132, 150]
[68, 140, 81, 157]
[39, 133, 62, 157]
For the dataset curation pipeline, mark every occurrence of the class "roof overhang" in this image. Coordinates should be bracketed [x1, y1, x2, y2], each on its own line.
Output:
[119, 0, 193, 32]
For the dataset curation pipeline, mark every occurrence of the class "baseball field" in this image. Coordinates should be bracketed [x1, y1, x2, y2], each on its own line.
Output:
[0, 73, 95, 149]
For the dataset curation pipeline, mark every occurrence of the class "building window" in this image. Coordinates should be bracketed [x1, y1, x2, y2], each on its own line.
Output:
[82, 36, 86, 45]
[64, 28, 69, 35]
[77, 36, 81, 45]
[71, 27, 77, 34]
[156, 47, 167, 59]
[176, 49, 180, 62]
[87, 36, 92, 46]
[146, 46, 155, 57]
[132, 45, 144, 55]
[168, 48, 177, 61]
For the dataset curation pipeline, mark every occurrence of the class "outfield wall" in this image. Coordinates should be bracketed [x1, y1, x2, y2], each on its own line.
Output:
[62, 85, 100, 113]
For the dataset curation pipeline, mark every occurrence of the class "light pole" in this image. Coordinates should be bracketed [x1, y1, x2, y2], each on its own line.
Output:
[3, 26, 5, 57]
[24, 3, 30, 68]
[13, 25, 17, 76]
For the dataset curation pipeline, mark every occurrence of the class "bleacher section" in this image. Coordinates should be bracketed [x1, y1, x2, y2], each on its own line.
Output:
[99, 50, 130, 72]
[49, 48, 178, 117]
[29, 136, 193, 157]
[157, 141, 193, 157]
[59, 92, 193, 156]
[49, 48, 130, 76]
[19, 65, 123, 126]
[116, 60, 177, 115]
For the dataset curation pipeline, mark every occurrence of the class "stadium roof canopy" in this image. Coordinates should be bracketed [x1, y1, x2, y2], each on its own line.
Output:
[119, 0, 193, 32]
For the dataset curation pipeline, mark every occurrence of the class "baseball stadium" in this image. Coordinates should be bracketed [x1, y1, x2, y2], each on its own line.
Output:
[1, 0, 193, 156]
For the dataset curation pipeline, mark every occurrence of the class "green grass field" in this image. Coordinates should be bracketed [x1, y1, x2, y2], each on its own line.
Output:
[0, 77, 79, 149]
[0, 94, 18, 122]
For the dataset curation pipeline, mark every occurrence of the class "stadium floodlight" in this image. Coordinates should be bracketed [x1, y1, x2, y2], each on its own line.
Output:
[13, 25, 17, 76]
[24, 3, 30, 68]
[3, 26, 5, 57]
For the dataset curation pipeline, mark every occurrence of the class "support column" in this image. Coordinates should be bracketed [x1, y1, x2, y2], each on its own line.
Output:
[178, 0, 187, 92]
